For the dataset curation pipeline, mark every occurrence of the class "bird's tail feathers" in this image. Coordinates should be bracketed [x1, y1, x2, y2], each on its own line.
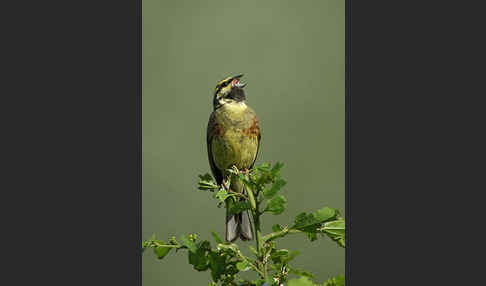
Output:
[225, 186, 253, 242]
[225, 210, 253, 242]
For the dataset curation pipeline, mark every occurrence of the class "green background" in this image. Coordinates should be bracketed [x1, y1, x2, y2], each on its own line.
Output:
[142, 0, 345, 285]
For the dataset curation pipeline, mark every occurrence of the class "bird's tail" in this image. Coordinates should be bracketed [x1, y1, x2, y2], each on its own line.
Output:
[225, 187, 253, 242]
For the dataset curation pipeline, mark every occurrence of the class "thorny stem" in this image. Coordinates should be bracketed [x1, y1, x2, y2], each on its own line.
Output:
[263, 255, 268, 279]
[248, 260, 265, 278]
[147, 241, 185, 249]
[253, 208, 262, 254]
[249, 198, 260, 251]
[253, 204, 266, 279]
[245, 176, 267, 280]
[262, 226, 332, 242]
[234, 251, 264, 278]
[262, 227, 301, 242]
[152, 244, 182, 248]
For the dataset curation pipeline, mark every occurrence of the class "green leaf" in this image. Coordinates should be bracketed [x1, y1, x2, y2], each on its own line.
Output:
[248, 245, 259, 256]
[210, 230, 223, 244]
[236, 260, 251, 271]
[199, 173, 214, 181]
[270, 249, 289, 263]
[217, 243, 239, 254]
[141, 240, 150, 254]
[314, 207, 337, 223]
[293, 213, 313, 229]
[180, 235, 197, 253]
[256, 163, 270, 171]
[154, 246, 170, 259]
[208, 251, 226, 282]
[188, 250, 208, 271]
[291, 207, 340, 242]
[188, 241, 210, 271]
[322, 219, 345, 231]
[262, 241, 276, 259]
[272, 224, 283, 232]
[198, 173, 219, 191]
[289, 267, 314, 278]
[321, 219, 345, 248]
[254, 163, 273, 185]
[306, 232, 318, 242]
[263, 178, 287, 199]
[271, 162, 284, 176]
[293, 207, 337, 231]
[287, 276, 314, 286]
[323, 275, 345, 286]
[264, 195, 287, 215]
[153, 240, 171, 259]
[238, 173, 254, 189]
[215, 189, 231, 202]
[270, 249, 288, 264]
[271, 249, 299, 264]
[229, 201, 251, 214]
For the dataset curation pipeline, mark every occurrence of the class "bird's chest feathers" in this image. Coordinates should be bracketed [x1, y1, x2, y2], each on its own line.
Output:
[211, 102, 259, 170]
[220, 102, 249, 122]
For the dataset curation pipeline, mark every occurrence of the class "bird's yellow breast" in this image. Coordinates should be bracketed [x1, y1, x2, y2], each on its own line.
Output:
[211, 102, 259, 172]
[211, 129, 259, 171]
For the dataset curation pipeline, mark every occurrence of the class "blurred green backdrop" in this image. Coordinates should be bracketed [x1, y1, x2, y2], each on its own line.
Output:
[142, 0, 345, 285]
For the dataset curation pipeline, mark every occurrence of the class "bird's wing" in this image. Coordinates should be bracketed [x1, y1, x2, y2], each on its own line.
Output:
[207, 112, 223, 184]
[249, 114, 261, 169]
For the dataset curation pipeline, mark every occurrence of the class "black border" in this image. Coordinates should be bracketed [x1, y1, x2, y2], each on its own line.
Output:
[5, 0, 480, 285]
[136, 0, 142, 284]
[345, 0, 351, 285]
[5, 0, 144, 283]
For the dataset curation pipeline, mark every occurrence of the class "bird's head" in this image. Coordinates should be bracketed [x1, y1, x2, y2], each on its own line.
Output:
[213, 74, 247, 109]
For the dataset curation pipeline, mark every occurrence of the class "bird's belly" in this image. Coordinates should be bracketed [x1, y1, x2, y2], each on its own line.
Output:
[211, 128, 258, 171]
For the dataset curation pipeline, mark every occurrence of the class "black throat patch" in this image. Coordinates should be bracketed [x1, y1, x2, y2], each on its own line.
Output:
[228, 88, 246, 102]
[213, 87, 247, 110]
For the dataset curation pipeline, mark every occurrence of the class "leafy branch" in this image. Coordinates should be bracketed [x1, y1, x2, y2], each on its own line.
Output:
[143, 162, 345, 286]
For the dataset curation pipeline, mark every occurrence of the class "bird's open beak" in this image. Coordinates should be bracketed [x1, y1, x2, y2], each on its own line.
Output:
[231, 74, 246, 88]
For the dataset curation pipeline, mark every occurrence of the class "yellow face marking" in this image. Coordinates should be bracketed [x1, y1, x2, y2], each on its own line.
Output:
[217, 76, 233, 87]
[215, 76, 234, 94]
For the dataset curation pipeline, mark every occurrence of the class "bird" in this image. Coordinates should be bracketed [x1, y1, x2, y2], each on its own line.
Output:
[206, 74, 261, 242]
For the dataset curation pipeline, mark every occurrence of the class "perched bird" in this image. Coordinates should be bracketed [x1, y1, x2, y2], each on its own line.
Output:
[206, 74, 261, 242]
